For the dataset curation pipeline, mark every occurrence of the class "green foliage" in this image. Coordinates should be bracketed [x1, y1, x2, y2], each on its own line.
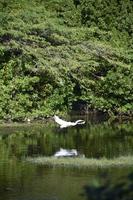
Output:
[84, 172, 133, 200]
[80, 0, 133, 33]
[0, 0, 132, 120]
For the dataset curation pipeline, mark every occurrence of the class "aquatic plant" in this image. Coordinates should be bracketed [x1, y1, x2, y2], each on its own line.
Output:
[26, 156, 133, 169]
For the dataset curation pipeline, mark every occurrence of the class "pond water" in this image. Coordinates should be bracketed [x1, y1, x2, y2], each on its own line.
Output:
[0, 115, 133, 200]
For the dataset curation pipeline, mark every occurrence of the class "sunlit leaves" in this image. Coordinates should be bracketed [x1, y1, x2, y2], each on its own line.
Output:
[0, 0, 133, 120]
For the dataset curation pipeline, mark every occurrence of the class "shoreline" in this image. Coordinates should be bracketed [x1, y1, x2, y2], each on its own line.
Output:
[0, 113, 132, 126]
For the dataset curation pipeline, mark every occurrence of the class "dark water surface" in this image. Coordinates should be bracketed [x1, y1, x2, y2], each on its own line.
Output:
[0, 115, 133, 200]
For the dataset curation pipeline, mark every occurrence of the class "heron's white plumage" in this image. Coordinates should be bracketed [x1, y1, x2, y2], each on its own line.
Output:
[53, 115, 85, 128]
[54, 115, 67, 126]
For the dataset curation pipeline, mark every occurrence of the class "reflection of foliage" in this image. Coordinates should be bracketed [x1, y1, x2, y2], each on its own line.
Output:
[84, 172, 133, 200]
[0, 121, 133, 160]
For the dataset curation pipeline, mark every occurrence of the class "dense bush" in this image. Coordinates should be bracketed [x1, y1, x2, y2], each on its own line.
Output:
[0, 0, 132, 120]
[80, 0, 133, 33]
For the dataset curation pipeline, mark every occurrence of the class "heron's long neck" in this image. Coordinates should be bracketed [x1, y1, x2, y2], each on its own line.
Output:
[75, 120, 85, 125]
[76, 120, 81, 124]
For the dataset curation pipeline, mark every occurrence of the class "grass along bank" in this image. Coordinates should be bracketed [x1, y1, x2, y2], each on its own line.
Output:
[26, 156, 133, 169]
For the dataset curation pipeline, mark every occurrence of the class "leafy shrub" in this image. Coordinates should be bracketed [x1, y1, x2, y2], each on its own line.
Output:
[0, 0, 132, 120]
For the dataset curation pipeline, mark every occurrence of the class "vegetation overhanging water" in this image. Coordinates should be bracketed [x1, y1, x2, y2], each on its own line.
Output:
[0, 0, 133, 121]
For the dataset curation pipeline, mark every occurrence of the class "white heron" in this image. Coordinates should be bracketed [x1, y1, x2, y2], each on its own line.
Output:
[53, 115, 85, 128]
[54, 148, 78, 158]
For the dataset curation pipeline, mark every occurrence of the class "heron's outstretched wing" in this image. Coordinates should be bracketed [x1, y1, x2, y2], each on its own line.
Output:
[54, 115, 67, 126]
